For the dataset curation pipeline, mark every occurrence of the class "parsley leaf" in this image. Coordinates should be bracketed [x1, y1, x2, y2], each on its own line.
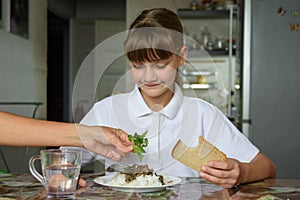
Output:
[128, 130, 148, 161]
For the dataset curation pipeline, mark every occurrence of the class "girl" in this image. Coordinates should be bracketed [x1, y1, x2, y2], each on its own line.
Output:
[65, 8, 276, 188]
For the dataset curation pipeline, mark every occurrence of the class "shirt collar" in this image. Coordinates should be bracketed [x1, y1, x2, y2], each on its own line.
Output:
[129, 84, 183, 119]
[129, 85, 152, 118]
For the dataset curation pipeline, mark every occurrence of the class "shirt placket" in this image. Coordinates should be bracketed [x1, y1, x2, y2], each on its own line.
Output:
[148, 112, 161, 169]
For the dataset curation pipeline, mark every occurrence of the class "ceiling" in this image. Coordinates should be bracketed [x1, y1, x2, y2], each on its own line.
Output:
[48, 0, 126, 20]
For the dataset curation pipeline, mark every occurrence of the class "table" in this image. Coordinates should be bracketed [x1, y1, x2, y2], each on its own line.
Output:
[0, 173, 299, 199]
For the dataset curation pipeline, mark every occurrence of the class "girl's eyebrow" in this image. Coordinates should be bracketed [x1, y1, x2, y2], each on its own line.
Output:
[132, 61, 143, 65]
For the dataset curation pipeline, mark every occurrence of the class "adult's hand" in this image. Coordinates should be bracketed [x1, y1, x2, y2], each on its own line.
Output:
[77, 125, 133, 161]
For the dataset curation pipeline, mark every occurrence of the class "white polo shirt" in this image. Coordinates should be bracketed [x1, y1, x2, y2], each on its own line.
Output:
[69, 84, 259, 177]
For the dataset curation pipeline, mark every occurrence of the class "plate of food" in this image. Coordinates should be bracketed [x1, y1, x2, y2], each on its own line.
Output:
[94, 172, 181, 193]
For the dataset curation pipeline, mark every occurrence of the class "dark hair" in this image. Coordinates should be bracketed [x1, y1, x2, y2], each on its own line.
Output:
[124, 8, 184, 63]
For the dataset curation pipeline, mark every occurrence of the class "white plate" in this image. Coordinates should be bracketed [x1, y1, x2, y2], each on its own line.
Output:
[94, 174, 181, 193]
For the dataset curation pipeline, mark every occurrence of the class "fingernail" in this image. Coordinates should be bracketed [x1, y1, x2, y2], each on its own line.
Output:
[199, 172, 205, 177]
[202, 166, 206, 171]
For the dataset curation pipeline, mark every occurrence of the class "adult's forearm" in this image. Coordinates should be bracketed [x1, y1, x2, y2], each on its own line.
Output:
[0, 112, 83, 147]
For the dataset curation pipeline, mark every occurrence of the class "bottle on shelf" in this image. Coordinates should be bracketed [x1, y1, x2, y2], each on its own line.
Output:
[201, 26, 212, 48]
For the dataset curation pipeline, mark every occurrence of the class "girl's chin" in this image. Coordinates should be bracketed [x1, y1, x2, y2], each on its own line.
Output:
[141, 87, 171, 98]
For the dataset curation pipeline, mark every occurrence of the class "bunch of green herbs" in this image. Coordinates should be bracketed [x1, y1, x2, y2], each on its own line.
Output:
[128, 131, 148, 161]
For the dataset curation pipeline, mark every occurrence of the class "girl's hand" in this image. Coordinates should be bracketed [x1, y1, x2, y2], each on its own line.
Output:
[78, 178, 87, 187]
[199, 158, 241, 188]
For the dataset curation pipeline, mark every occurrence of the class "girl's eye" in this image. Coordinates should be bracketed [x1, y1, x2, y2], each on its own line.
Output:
[155, 64, 166, 69]
[132, 65, 144, 69]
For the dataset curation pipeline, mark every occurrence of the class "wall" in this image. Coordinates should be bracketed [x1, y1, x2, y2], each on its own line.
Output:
[0, 0, 47, 118]
[0, 0, 47, 173]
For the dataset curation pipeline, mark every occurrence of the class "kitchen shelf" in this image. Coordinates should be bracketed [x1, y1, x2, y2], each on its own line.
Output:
[207, 49, 231, 56]
[181, 69, 216, 77]
[177, 9, 231, 19]
[178, 5, 240, 119]
[188, 49, 234, 57]
[182, 83, 217, 90]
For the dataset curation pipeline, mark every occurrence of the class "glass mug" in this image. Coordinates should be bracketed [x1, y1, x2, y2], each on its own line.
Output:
[29, 149, 82, 199]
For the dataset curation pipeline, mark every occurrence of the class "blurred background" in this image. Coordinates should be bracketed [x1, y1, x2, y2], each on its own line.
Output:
[0, 0, 299, 179]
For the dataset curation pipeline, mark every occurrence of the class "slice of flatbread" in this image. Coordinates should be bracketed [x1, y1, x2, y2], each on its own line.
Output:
[172, 136, 226, 172]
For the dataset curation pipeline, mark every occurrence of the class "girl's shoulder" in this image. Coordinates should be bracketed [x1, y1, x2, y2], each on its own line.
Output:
[94, 92, 131, 107]
[182, 96, 215, 109]
[181, 96, 224, 117]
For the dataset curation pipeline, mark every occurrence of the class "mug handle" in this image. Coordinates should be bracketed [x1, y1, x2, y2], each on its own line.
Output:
[29, 155, 44, 184]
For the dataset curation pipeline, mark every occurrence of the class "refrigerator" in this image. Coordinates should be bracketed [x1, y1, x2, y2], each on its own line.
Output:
[243, 0, 300, 179]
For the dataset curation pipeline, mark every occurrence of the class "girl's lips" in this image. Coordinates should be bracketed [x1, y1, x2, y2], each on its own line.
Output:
[144, 83, 160, 87]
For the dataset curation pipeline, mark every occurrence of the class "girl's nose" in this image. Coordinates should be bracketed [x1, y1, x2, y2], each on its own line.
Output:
[144, 66, 157, 81]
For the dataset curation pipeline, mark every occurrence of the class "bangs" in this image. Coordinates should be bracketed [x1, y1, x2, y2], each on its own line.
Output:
[124, 27, 183, 63]
[127, 48, 173, 63]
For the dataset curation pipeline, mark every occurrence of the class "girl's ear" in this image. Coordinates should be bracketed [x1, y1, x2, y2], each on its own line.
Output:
[178, 46, 187, 66]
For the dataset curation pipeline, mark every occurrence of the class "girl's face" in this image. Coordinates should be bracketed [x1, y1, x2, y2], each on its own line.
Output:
[130, 47, 186, 107]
